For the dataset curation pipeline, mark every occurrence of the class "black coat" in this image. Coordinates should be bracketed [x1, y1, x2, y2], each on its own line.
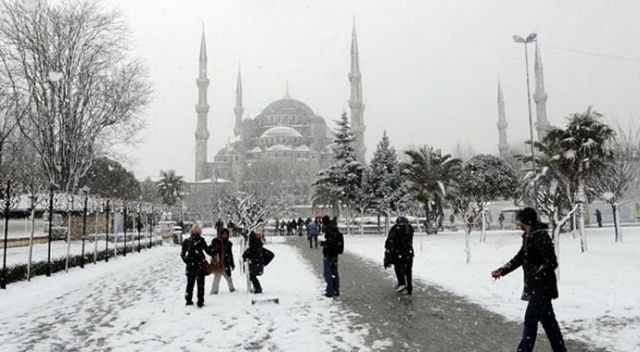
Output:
[210, 237, 235, 276]
[322, 225, 344, 258]
[384, 223, 414, 266]
[242, 236, 274, 276]
[500, 224, 559, 301]
[180, 235, 213, 275]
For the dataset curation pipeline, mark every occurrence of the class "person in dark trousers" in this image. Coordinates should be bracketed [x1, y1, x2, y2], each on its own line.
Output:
[209, 228, 235, 294]
[491, 207, 567, 352]
[384, 216, 415, 294]
[297, 217, 304, 236]
[180, 225, 214, 307]
[595, 209, 603, 228]
[307, 219, 319, 248]
[215, 218, 224, 235]
[320, 215, 344, 298]
[242, 232, 274, 294]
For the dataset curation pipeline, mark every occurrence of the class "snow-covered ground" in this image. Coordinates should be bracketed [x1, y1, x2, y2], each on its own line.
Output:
[345, 227, 640, 352]
[2, 233, 162, 267]
[0, 237, 370, 351]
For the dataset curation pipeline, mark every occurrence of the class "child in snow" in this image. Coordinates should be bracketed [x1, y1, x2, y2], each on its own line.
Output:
[242, 231, 274, 294]
[209, 228, 235, 294]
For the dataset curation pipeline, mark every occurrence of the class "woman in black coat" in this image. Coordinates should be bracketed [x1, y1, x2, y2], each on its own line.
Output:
[384, 216, 415, 294]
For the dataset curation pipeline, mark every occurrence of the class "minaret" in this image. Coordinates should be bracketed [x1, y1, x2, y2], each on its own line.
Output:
[497, 80, 509, 158]
[195, 28, 210, 182]
[533, 41, 550, 141]
[349, 19, 366, 163]
[233, 67, 243, 137]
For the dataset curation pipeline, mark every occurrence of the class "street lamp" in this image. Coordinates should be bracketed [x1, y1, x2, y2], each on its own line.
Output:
[513, 32, 539, 208]
[80, 186, 90, 268]
[1, 180, 14, 289]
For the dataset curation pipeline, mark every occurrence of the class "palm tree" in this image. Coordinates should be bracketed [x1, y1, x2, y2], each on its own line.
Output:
[157, 170, 184, 206]
[544, 107, 615, 252]
[403, 146, 462, 232]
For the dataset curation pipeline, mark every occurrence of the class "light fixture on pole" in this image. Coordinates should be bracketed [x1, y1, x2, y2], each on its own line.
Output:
[513, 32, 539, 208]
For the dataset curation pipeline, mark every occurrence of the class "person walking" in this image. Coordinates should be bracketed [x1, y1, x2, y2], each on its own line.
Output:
[180, 225, 214, 307]
[595, 209, 603, 228]
[215, 218, 224, 235]
[306, 219, 319, 248]
[491, 207, 566, 352]
[209, 228, 235, 294]
[320, 215, 344, 298]
[384, 216, 415, 294]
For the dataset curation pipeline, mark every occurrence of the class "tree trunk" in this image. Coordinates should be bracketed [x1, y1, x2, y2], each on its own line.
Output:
[577, 181, 587, 252]
[480, 210, 486, 242]
[465, 227, 471, 264]
[93, 213, 98, 264]
[612, 203, 622, 242]
[553, 224, 561, 281]
[346, 205, 351, 236]
[65, 208, 72, 272]
[377, 213, 381, 234]
[27, 202, 36, 281]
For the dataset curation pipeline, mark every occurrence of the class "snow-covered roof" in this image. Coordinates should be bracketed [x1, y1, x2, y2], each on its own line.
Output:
[261, 126, 302, 138]
[294, 145, 311, 152]
[196, 178, 231, 184]
[267, 144, 294, 152]
[248, 147, 263, 153]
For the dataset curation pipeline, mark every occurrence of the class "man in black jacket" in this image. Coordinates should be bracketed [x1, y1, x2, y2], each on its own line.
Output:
[181, 225, 214, 307]
[491, 207, 566, 352]
[384, 216, 415, 294]
[320, 215, 344, 298]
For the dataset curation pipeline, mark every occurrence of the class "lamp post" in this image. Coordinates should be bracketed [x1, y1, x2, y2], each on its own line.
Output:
[1, 180, 13, 289]
[80, 186, 90, 268]
[105, 199, 110, 262]
[513, 32, 539, 208]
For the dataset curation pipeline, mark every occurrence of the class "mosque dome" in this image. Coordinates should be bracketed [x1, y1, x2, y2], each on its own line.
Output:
[261, 126, 303, 138]
[261, 98, 314, 116]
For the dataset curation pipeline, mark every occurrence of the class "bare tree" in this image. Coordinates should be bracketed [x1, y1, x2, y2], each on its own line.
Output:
[591, 126, 640, 242]
[0, 0, 150, 191]
[0, 86, 27, 177]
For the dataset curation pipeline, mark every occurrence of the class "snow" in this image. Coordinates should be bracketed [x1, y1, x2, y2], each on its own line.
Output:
[0, 237, 370, 351]
[3, 233, 162, 267]
[345, 228, 640, 352]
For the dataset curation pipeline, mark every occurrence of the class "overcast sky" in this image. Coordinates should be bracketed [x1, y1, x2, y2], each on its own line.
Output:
[108, 0, 640, 181]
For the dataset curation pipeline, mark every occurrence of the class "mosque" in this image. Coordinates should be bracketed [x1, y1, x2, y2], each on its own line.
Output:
[496, 42, 550, 158]
[193, 24, 366, 187]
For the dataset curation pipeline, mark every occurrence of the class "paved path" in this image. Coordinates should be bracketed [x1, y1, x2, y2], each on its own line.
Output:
[291, 237, 605, 352]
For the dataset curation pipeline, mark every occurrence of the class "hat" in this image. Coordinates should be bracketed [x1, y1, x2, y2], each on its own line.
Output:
[322, 215, 331, 226]
[516, 207, 538, 226]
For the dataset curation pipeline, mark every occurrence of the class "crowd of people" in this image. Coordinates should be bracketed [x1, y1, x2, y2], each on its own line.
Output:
[180, 207, 566, 352]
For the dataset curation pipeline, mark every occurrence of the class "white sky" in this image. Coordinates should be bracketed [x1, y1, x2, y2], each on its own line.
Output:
[108, 0, 640, 181]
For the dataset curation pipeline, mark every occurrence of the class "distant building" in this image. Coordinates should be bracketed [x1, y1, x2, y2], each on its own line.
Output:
[193, 22, 367, 188]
